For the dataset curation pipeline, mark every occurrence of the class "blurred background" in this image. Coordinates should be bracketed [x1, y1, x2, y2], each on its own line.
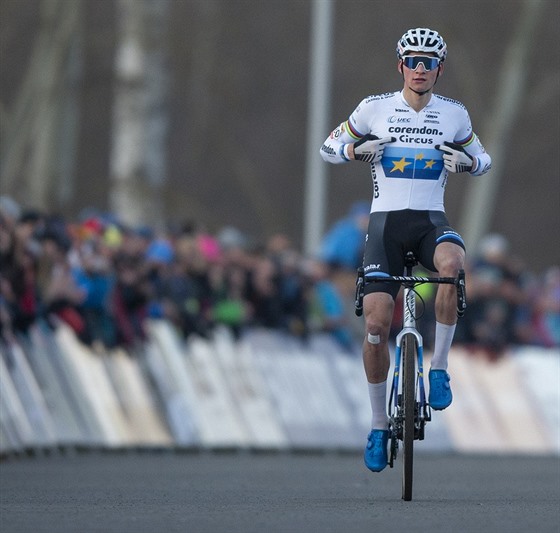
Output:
[1, 0, 559, 270]
[0, 0, 559, 455]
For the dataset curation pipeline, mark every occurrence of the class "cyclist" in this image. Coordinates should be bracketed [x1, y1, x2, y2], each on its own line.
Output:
[320, 28, 491, 472]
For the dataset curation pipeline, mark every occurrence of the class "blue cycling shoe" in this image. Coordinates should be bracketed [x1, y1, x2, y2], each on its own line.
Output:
[429, 369, 453, 410]
[364, 429, 389, 472]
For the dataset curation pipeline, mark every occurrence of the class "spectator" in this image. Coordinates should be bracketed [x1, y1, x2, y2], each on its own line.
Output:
[245, 248, 284, 329]
[72, 218, 118, 347]
[208, 259, 249, 340]
[461, 234, 526, 358]
[318, 201, 370, 270]
[112, 250, 150, 348]
[529, 266, 560, 347]
[0, 212, 40, 338]
[306, 259, 355, 352]
[147, 233, 213, 339]
[35, 219, 87, 338]
[1, 201, 558, 355]
[275, 248, 309, 338]
[265, 234, 308, 338]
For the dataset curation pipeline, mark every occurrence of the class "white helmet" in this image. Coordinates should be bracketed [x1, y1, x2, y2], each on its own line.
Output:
[397, 28, 447, 61]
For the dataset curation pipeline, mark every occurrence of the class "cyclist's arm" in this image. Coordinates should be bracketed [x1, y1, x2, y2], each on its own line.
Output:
[319, 119, 363, 164]
[320, 98, 375, 164]
[453, 131, 491, 176]
[454, 109, 492, 176]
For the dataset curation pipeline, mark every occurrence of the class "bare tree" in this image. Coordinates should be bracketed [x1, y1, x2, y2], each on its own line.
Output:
[109, 0, 170, 227]
[0, 0, 82, 210]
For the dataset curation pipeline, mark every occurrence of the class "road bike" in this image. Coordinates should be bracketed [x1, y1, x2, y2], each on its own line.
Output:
[355, 251, 467, 501]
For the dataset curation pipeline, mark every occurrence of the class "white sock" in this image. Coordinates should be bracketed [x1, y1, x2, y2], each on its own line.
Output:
[431, 322, 456, 371]
[368, 381, 389, 429]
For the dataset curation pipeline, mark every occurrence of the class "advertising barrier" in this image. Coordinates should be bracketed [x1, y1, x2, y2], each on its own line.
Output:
[1, 320, 558, 456]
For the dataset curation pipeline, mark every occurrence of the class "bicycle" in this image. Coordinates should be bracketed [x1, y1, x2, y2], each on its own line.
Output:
[355, 251, 467, 501]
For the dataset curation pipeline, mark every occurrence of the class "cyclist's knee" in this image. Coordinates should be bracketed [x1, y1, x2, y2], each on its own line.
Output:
[435, 246, 464, 276]
[363, 293, 394, 344]
[364, 320, 391, 345]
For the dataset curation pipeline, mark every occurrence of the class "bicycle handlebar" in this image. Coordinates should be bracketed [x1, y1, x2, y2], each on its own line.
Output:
[364, 274, 457, 284]
[355, 269, 467, 318]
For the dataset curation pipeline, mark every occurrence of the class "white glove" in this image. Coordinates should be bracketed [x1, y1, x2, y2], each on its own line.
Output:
[436, 141, 474, 173]
[353, 135, 396, 163]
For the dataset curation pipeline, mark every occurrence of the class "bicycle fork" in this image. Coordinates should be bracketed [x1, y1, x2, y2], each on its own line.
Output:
[388, 284, 431, 466]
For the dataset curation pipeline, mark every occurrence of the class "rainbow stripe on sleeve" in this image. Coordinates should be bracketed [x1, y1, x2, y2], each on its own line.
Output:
[345, 120, 363, 140]
[455, 131, 476, 147]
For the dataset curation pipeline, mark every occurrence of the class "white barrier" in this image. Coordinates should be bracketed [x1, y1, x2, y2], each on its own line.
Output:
[54, 324, 129, 446]
[214, 329, 288, 448]
[441, 346, 560, 454]
[3, 341, 58, 447]
[0, 352, 36, 450]
[26, 323, 97, 445]
[249, 330, 362, 448]
[1, 320, 559, 456]
[143, 321, 200, 445]
[102, 348, 171, 445]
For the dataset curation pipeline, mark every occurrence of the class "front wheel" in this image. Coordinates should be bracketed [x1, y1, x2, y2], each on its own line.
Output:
[401, 333, 416, 501]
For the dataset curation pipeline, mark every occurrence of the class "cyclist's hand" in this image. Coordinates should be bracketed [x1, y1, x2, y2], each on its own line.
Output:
[436, 141, 474, 173]
[353, 135, 396, 163]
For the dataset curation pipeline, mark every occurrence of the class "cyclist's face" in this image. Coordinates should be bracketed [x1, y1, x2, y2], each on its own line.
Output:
[399, 52, 442, 94]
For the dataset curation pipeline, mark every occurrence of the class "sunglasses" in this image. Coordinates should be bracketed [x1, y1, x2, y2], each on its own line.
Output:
[402, 55, 441, 71]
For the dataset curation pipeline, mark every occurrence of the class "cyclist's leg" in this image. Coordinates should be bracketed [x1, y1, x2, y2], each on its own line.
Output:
[432, 242, 464, 369]
[362, 212, 402, 425]
[418, 214, 465, 409]
[434, 242, 465, 319]
[363, 292, 394, 386]
[417, 212, 466, 330]
[362, 213, 402, 472]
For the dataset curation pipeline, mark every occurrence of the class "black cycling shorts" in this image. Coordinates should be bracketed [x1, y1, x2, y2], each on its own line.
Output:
[363, 209, 465, 299]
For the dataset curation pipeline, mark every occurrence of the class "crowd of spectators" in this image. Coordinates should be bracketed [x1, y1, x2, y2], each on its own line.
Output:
[456, 234, 560, 358]
[0, 196, 357, 352]
[1, 195, 558, 357]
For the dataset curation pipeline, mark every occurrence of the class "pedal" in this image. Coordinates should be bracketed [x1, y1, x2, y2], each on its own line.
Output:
[389, 434, 398, 468]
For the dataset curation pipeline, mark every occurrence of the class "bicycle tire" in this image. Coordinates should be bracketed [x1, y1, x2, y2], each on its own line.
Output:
[401, 333, 416, 501]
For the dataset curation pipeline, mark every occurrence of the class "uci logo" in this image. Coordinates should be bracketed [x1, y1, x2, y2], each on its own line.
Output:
[388, 116, 411, 124]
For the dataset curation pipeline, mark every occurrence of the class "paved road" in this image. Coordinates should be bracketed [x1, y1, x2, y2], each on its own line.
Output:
[1, 450, 559, 533]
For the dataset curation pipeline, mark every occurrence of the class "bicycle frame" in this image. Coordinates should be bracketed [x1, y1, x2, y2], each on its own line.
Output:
[391, 278, 429, 441]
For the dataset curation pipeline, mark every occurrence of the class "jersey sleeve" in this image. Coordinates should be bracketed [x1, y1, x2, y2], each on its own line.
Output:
[319, 98, 369, 164]
[454, 109, 492, 176]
